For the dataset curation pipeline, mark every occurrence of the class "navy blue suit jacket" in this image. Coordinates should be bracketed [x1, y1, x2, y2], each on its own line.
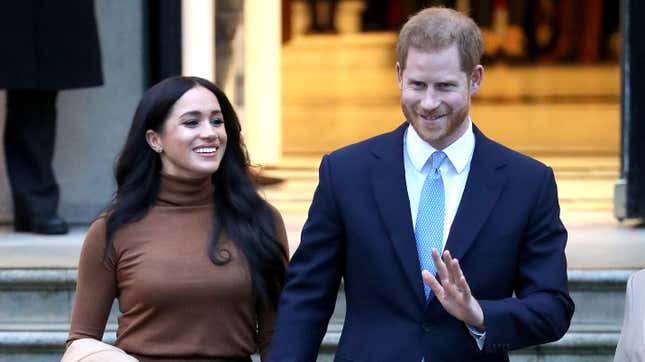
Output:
[268, 123, 574, 362]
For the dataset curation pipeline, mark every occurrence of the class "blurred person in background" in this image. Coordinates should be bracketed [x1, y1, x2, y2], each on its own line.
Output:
[308, 0, 339, 33]
[0, 1, 103, 234]
[470, 0, 528, 63]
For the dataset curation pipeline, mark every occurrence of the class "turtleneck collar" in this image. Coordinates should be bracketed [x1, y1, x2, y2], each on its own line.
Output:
[157, 173, 214, 206]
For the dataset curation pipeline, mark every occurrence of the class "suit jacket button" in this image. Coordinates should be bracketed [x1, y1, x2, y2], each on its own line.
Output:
[422, 322, 431, 332]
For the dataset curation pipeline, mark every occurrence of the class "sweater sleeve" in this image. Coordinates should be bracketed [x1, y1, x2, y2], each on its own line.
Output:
[258, 206, 289, 361]
[67, 217, 118, 345]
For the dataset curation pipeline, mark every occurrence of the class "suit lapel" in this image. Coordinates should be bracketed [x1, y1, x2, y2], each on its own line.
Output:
[370, 123, 426, 304]
[444, 127, 507, 268]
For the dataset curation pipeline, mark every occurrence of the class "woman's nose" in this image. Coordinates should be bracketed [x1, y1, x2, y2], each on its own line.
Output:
[199, 122, 217, 139]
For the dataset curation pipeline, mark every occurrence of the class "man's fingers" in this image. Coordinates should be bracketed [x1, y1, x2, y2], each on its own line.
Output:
[430, 249, 472, 299]
[439, 249, 460, 286]
[446, 254, 461, 285]
[422, 270, 444, 298]
[431, 248, 449, 283]
[458, 275, 472, 296]
[450, 259, 472, 296]
[449, 256, 463, 286]
[443, 249, 453, 263]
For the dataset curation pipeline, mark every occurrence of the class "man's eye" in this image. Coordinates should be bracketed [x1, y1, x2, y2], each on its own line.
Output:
[410, 81, 425, 89]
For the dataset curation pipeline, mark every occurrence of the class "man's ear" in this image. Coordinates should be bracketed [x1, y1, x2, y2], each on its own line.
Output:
[396, 62, 403, 90]
[469, 65, 484, 96]
[145, 129, 163, 153]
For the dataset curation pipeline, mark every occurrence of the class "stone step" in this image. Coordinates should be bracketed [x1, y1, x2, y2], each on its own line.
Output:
[261, 155, 620, 210]
[317, 330, 620, 362]
[0, 330, 621, 362]
[281, 33, 620, 155]
[261, 169, 617, 205]
[0, 268, 632, 361]
[0, 269, 631, 331]
[283, 35, 619, 100]
[0, 269, 118, 327]
[282, 102, 620, 155]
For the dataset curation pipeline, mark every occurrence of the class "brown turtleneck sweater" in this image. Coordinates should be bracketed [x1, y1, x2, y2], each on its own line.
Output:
[67, 173, 288, 361]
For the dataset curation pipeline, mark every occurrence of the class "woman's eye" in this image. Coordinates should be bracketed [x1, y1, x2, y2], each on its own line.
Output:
[183, 119, 199, 127]
[210, 118, 224, 126]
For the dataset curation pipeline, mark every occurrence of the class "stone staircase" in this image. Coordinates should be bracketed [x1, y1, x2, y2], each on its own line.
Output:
[0, 155, 636, 361]
[0, 267, 633, 361]
[0, 269, 114, 362]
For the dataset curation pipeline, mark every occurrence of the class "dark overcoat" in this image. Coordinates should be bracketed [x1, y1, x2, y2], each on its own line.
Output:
[0, 0, 103, 90]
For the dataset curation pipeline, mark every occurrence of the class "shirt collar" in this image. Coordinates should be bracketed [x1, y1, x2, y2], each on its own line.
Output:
[405, 117, 475, 174]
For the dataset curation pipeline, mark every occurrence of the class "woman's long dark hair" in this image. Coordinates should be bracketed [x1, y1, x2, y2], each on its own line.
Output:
[104, 76, 287, 318]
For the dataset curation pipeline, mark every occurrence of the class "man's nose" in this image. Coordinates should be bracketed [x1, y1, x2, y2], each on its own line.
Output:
[420, 89, 441, 110]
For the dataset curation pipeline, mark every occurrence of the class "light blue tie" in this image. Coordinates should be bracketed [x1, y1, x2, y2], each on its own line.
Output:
[415, 151, 446, 299]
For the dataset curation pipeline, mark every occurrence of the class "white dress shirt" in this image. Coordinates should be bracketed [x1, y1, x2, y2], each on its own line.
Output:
[403, 118, 486, 350]
[404, 119, 474, 242]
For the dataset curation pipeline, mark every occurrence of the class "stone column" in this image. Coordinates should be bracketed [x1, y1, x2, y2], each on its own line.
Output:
[181, 0, 216, 80]
[615, 0, 645, 220]
[243, 0, 282, 165]
[0, 93, 7, 221]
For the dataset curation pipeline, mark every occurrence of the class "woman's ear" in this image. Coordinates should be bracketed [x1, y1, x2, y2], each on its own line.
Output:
[145, 130, 163, 153]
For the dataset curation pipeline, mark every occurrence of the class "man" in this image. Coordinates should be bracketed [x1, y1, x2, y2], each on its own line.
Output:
[268, 7, 574, 362]
[0, 0, 103, 234]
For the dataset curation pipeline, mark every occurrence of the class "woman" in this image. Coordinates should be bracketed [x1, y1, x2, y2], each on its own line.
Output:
[614, 269, 645, 362]
[65, 76, 288, 361]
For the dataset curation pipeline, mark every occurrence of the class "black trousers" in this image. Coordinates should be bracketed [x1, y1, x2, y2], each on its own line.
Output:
[4, 89, 60, 220]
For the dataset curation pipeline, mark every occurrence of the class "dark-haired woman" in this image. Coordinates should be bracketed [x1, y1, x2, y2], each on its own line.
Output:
[65, 76, 288, 362]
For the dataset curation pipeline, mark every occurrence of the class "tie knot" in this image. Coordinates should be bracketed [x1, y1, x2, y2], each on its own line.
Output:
[430, 151, 446, 170]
